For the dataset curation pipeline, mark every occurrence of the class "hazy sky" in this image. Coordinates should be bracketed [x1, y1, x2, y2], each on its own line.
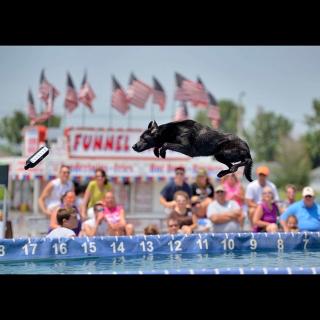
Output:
[0, 46, 319, 136]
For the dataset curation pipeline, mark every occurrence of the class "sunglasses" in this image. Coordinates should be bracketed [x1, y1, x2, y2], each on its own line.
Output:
[176, 171, 184, 175]
[62, 171, 70, 174]
[304, 195, 313, 199]
[95, 207, 104, 212]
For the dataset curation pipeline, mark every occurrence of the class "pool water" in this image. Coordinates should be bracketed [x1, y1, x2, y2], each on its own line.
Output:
[1, 249, 320, 274]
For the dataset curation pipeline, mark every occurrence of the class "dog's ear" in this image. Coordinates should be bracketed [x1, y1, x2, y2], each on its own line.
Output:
[150, 121, 159, 135]
[148, 121, 153, 129]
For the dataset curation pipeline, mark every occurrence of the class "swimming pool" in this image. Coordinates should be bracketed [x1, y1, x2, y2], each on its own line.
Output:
[1, 232, 320, 274]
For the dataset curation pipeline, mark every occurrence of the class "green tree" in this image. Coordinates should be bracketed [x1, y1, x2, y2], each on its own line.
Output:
[273, 136, 311, 189]
[245, 107, 293, 162]
[219, 99, 241, 134]
[0, 111, 29, 144]
[43, 115, 61, 128]
[194, 109, 212, 127]
[302, 99, 320, 168]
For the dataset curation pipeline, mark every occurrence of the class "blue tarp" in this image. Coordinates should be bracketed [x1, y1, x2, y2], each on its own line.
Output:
[1, 232, 320, 263]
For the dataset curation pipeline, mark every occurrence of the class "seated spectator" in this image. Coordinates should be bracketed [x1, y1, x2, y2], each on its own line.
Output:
[80, 202, 109, 237]
[206, 185, 244, 233]
[167, 218, 180, 235]
[144, 224, 160, 235]
[279, 184, 297, 214]
[286, 215, 299, 232]
[103, 191, 134, 236]
[160, 166, 192, 215]
[46, 208, 78, 238]
[169, 191, 197, 234]
[280, 186, 320, 232]
[245, 166, 279, 227]
[191, 168, 214, 218]
[252, 186, 279, 233]
[49, 191, 82, 236]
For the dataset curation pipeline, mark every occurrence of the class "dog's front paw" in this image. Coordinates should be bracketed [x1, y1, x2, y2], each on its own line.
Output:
[160, 148, 167, 159]
[154, 148, 160, 158]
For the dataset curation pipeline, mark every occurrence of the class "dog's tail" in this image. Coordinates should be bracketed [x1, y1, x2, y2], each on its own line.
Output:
[244, 158, 253, 182]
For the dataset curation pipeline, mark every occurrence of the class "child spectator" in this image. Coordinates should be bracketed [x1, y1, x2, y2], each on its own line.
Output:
[286, 215, 299, 232]
[144, 224, 160, 235]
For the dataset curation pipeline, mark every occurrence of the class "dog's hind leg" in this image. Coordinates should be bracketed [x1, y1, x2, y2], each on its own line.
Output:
[214, 154, 233, 178]
[154, 148, 160, 158]
[159, 143, 194, 159]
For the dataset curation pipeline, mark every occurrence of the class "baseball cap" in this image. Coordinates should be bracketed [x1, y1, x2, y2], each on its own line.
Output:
[215, 185, 225, 193]
[302, 186, 315, 197]
[256, 166, 270, 176]
[175, 166, 185, 173]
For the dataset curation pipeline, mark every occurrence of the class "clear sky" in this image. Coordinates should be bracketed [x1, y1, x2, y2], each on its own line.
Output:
[0, 46, 319, 136]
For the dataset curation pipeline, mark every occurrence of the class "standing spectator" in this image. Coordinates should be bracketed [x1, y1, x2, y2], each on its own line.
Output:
[46, 208, 78, 239]
[207, 185, 244, 233]
[103, 191, 134, 236]
[168, 191, 197, 234]
[38, 165, 74, 217]
[245, 166, 279, 227]
[81, 168, 113, 220]
[252, 186, 279, 233]
[160, 166, 192, 214]
[280, 186, 320, 232]
[223, 173, 245, 207]
[279, 184, 297, 214]
[190, 168, 214, 218]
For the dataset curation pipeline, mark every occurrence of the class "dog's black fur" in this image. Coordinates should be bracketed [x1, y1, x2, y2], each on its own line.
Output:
[132, 120, 253, 182]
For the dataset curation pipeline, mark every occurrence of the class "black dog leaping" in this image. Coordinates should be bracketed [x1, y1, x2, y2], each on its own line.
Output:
[132, 119, 253, 182]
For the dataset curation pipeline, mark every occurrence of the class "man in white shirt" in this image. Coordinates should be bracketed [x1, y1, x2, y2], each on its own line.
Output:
[46, 208, 78, 238]
[207, 185, 244, 233]
[245, 166, 279, 227]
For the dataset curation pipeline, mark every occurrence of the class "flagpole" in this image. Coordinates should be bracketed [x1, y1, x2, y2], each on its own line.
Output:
[109, 101, 112, 129]
[151, 101, 155, 122]
[82, 105, 85, 127]
[127, 107, 131, 129]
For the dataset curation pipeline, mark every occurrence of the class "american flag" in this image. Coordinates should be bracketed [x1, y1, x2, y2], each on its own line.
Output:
[43, 87, 54, 117]
[192, 77, 209, 107]
[127, 73, 152, 109]
[78, 72, 96, 112]
[174, 72, 190, 101]
[173, 101, 189, 121]
[152, 76, 166, 111]
[64, 72, 79, 113]
[27, 90, 37, 125]
[111, 76, 129, 115]
[38, 69, 60, 103]
[207, 91, 221, 128]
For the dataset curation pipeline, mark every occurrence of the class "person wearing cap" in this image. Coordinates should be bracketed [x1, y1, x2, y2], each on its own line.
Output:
[245, 165, 279, 227]
[280, 186, 320, 232]
[206, 185, 244, 233]
[191, 168, 214, 218]
[160, 166, 192, 214]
